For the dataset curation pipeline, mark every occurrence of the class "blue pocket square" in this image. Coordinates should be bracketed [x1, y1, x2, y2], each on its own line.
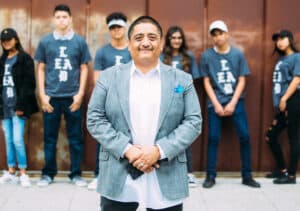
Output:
[174, 85, 184, 93]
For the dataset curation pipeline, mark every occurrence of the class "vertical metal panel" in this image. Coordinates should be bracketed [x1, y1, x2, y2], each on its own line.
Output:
[28, 0, 88, 170]
[206, 0, 264, 171]
[148, 0, 206, 170]
[84, 0, 146, 169]
[0, 0, 31, 50]
[260, 0, 300, 170]
[88, 0, 146, 56]
[0, 0, 31, 170]
[148, 0, 205, 58]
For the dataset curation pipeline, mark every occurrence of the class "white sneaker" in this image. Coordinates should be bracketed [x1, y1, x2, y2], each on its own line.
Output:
[87, 178, 98, 190]
[0, 171, 19, 184]
[71, 176, 87, 187]
[188, 173, 197, 188]
[20, 174, 31, 187]
[37, 175, 52, 187]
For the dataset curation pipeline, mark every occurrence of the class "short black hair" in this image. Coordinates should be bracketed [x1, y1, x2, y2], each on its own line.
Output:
[106, 12, 127, 24]
[128, 16, 163, 39]
[53, 4, 71, 16]
[272, 29, 298, 56]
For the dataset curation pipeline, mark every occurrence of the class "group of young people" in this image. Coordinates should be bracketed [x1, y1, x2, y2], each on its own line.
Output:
[0, 3, 299, 203]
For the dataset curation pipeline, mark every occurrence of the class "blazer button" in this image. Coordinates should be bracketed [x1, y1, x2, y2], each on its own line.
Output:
[128, 129, 131, 133]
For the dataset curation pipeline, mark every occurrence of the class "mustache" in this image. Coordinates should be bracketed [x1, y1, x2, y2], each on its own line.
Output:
[138, 47, 153, 51]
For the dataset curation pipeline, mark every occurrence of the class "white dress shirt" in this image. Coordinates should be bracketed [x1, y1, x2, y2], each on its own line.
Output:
[104, 62, 183, 209]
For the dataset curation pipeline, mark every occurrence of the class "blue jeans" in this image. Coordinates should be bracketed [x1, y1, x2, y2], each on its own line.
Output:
[42, 97, 83, 179]
[206, 100, 252, 179]
[2, 115, 27, 169]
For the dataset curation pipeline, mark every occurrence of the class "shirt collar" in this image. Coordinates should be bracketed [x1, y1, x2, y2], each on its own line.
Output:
[53, 29, 74, 40]
[213, 46, 231, 54]
[130, 61, 161, 77]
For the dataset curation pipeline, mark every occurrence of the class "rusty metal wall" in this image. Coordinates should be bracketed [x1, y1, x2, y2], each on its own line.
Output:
[0, 0, 300, 172]
[148, 0, 206, 172]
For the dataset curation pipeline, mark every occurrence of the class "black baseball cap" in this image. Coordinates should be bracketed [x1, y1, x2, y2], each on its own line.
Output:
[272, 29, 294, 41]
[1, 28, 18, 41]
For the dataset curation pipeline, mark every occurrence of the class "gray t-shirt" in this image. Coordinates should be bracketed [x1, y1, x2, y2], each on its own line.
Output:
[34, 33, 91, 97]
[2, 55, 17, 118]
[272, 53, 300, 107]
[199, 47, 250, 107]
[94, 44, 131, 71]
[160, 51, 200, 79]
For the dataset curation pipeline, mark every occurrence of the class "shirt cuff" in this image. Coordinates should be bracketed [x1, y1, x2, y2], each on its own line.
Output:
[156, 144, 166, 160]
[122, 143, 133, 158]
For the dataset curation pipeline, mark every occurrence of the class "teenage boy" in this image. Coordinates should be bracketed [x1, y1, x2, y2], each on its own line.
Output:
[35, 4, 91, 187]
[199, 20, 260, 189]
[93, 12, 131, 84]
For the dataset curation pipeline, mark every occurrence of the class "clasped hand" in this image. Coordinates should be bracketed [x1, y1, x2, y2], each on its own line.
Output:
[214, 101, 236, 117]
[125, 145, 160, 173]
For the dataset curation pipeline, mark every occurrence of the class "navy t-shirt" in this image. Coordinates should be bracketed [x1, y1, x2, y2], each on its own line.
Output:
[199, 47, 250, 107]
[272, 53, 300, 107]
[2, 55, 17, 118]
[34, 33, 91, 97]
[160, 51, 200, 79]
[94, 44, 131, 71]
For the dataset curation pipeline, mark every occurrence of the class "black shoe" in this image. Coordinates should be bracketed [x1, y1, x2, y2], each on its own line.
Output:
[265, 170, 281, 178]
[242, 178, 261, 188]
[273, 174, 296, 184]
[202, 177, 215, 188]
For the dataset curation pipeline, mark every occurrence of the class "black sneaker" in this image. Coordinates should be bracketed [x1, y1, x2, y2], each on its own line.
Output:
[242, 178, 261, 188]
[202, 177, 215, 188]
[273, 174, 296, 184]
[265, 170, 281, 178]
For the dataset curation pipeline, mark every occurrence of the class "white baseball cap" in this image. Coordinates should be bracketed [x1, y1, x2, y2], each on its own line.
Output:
[107, 19, 127, 29]
[209, 20, 228, 33]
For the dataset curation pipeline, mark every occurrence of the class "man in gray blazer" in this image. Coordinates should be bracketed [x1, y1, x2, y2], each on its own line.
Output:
[87, 16, 202, 211]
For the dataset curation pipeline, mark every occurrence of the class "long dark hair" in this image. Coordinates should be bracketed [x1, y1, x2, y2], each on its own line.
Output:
[163, 26, 191, 72]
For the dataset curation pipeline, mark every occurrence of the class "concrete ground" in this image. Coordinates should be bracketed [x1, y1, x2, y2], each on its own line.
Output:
[0, 172, 299, 211]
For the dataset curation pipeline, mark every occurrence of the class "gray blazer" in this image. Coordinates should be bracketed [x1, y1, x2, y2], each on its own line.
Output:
[87, 61, 202, 200]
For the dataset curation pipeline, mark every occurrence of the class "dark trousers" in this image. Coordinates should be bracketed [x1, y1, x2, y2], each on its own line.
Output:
[94, 142, 100, 176]
[185, 146, 193, 173]
[206, 99, 252, 179]
[266, 91, 300, 176]
[42, 97, 83, 179]
[101, 196, 183, 211]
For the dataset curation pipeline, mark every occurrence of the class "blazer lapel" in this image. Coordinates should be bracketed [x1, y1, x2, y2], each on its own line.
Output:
[116, 62, 132, 130]
[157, 62, 175, 131]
